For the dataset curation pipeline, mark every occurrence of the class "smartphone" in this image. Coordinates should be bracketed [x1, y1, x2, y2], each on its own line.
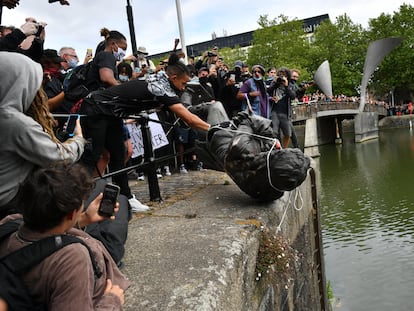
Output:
[65, 114, 80, 137]
[230, 74, 236, 81]
[98, 183, 120, 217]
[86, 48, 93, 57]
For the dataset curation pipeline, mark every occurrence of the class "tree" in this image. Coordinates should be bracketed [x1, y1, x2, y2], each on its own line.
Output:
[218, 46, 248, 69]
[248, 15, 312, 80]
[367, 3, 414, 104]
[311, 14, 368, 96]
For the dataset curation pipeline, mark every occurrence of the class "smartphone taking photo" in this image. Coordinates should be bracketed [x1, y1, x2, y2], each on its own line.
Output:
[98, 183, 120, 217]
[65, 114, 80, 137]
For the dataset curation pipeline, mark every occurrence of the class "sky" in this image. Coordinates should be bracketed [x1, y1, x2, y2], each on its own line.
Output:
[1, 0, 412, 58]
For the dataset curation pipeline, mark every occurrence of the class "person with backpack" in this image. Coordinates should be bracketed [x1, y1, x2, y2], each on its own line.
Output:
[236, 64, 271, 118]
[0, 51, 130, 266]
[0, 161, 129, 310]
[77, 28, 151, 212]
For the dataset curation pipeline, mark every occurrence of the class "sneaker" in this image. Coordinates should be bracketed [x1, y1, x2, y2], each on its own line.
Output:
[196, 161, 204, 171]
[164, 165, 171, 176]
[129, 194, 149, 212]
[179, 164, 188, 174]
[137, 173, 145, 181]
[156, 168, 163, 179]
[127, 170, 139, 180]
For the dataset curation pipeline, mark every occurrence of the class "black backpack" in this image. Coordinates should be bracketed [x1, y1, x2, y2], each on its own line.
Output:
[0, 219, 102, 311]
[63, 62, 92, 104]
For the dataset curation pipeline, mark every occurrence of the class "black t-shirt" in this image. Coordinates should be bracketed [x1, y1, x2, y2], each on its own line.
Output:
[86, 51, 117, 91]
[43, 76, 63, 100]
[81, 72, 182, 117]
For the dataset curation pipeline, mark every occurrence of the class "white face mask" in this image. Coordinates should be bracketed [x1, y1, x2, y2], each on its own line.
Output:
[119, 74, 129, 82]
[113, 46, 126, 61]
[67, 58, 79, 69]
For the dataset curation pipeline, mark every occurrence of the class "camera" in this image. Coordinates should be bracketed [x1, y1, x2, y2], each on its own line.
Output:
[275, 76, 286, 85]
[299, 80, 314, 88]
[207, 51, 217, 57]
[35, 24, 44, 37]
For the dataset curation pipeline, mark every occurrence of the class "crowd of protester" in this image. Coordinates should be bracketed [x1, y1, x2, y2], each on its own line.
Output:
[0, 11, 405, 309]
[0, 16, 211, 310]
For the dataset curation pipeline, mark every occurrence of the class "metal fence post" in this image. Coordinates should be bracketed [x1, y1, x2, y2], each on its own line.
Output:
[138, 113, 162, 202]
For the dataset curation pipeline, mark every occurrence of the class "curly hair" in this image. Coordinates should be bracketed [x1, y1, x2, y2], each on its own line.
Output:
[17, 161, 95, 232]
[26, 86, 59, 144]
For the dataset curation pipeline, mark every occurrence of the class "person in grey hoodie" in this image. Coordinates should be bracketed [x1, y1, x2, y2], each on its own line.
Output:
[0, 51, 85, 217]
[0, 52, 129, 266]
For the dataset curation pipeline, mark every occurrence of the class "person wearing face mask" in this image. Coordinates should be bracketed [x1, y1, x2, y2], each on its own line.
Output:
[40, 48, 66, 112]
[236, 64, 270, 118]
[197, 67, 215, 98]
[85, 28, 127, 91]
[77, 53, 211, 191]
[59, 46, 79, 75]
[131, 46, 156, 80]
[117, 61, 132, 83]
[267, 67, 297, 148]
[80, 28, 152, 213]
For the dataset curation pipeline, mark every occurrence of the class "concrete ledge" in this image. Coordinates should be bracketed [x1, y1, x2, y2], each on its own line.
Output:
[123, 184, 264, 310]
[122, 169, 320, 310]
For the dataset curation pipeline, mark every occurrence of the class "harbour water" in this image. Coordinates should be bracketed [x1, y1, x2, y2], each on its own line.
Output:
[319, 128, 414, 311]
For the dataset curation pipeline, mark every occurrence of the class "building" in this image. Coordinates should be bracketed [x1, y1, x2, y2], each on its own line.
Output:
[149, 14, 330, 59]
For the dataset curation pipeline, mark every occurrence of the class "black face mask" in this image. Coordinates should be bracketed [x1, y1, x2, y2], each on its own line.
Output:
[199, 76, 208, 85]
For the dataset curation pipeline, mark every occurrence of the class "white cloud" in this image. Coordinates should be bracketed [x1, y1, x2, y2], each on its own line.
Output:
[2, 0, 413, 57]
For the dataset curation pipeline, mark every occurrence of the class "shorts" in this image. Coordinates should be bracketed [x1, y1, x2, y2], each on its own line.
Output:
[271, 112, 292, 138]
[174, 127, 197, 144]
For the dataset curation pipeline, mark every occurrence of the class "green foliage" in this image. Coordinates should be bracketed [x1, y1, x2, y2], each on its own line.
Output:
[256, 230, 299, 282]
[311, 14, 368, 96]
[217, 46, 248, 68]
[327, 280, 334, 300]
[150, 54, 170, 66]
[249, 15, 311, 78]
[366, 3, 414, 102]
[234, 5, 414, 101]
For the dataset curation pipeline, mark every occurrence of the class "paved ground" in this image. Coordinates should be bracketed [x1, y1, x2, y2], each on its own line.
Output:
[123, 168, 270, 310]
[128, 168, 230, 209]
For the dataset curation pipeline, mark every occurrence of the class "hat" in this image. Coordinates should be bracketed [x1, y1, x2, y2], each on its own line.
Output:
[234, 60, 243, 68]
[137, 46, 148, 55]
[252, 65, 265, 76]
[42, 49, 63, 63]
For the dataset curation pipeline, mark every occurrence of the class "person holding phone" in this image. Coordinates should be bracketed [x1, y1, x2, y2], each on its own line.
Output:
[0, 52, 129, 265]
[0, 162, 129, 310]
[129, 46, 156, 80]
[78, 52, 211, 213]
[0, 51, 85, 217]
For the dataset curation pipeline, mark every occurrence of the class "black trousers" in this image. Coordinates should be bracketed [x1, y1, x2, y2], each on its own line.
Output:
[84, 179, 129, 264]
[80, 115, 131, 198]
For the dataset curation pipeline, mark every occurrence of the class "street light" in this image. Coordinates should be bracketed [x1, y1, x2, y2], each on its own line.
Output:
[175, 0, 187, 64]
[126, 0, 138, 56]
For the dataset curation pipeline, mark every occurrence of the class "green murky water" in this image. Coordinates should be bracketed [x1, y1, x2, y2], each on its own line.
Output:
[319, 128, 414, 311]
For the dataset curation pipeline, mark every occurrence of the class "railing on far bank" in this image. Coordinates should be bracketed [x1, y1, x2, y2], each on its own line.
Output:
[292, 101, 387, 122]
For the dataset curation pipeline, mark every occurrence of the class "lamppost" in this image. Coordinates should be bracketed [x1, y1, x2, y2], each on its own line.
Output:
[0, 1, 3, 25]
[175, 0, 187, 64]
[126, 0, 138, 56]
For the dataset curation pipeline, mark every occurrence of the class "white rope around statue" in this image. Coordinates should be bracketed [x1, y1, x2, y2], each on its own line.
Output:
[209, 122, 305, 236]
